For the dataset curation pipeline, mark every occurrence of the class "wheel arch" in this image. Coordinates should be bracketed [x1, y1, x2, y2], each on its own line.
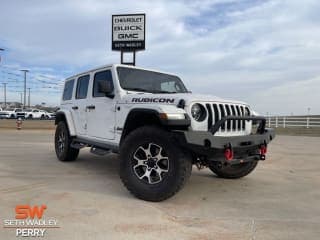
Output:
[120, 109, 161, 144]
[120, 108, 189, 145]
[55, 110, 76, 136]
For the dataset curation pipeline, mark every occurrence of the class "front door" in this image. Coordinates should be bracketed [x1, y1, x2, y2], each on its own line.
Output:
[86, 69, 116, 140]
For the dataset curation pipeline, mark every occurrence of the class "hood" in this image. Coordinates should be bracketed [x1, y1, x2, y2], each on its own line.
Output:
[119, 92, 248, 106]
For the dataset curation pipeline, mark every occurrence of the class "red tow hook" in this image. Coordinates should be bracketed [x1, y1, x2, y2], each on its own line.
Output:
[260, 144, 267, 160]
[224, 145, 234, 161]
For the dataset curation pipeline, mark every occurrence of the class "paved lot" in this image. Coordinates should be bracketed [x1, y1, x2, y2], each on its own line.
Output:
[0, 129, 319, 239]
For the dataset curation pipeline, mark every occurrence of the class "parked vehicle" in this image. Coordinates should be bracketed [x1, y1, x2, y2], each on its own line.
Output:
[0, 108, 23, 119]
[0, 108, 5, 119]
[54, 64, 275, 201]
[24, 109, 48, 119]
[45, 112, 56, 119]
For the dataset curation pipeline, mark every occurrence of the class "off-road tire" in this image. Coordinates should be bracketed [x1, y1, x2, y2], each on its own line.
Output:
[209, 161, 258, 179]
[55, 121, 79, 162]
[119, 126, 192, 202]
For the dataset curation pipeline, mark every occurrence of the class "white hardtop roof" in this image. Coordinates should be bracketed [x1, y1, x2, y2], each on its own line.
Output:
[65, 64, 179, 81]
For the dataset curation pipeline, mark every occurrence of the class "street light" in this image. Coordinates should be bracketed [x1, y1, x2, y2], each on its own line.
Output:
[28, 87, 31, 108]
[20, 69, 29, 109]
[0, 48, 5, 108]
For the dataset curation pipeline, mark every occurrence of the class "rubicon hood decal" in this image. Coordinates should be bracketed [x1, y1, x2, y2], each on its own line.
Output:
[132, 97, 175, 103]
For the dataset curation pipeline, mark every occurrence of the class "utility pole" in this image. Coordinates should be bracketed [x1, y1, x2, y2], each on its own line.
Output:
[20, 92, 23, 105]
[20, 69, 29, 109]
[3, 83, 7, 108]
[0, 48, 5, 108]
[28, 87, 31, 108]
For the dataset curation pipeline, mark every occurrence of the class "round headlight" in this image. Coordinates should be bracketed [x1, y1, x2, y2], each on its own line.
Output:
[191, 104, 206, 121]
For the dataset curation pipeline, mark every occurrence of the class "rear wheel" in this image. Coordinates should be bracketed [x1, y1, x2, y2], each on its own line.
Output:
[209, 161, 258, 179]
[120, 126, 192, 202]
[54, 121, 79, 161]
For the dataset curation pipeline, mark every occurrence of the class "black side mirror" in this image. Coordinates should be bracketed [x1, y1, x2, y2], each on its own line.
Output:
[98, 80, 114, 97]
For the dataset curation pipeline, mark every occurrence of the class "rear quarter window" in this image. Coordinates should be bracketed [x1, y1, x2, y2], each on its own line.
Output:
[62, 79, 75, 101]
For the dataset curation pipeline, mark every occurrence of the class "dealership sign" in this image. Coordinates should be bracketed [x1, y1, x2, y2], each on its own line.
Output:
[112, 14, 145, 51]
[3, 204, 60, 237]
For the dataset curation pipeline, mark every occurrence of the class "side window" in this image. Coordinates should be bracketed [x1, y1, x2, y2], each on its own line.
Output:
[62, 79, 74, 101]
[93, 70, 114, 97]
[76, 75, 90, 99]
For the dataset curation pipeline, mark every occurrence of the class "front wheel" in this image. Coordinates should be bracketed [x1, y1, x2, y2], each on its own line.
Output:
[119, 126, 192, 202]
[209, 161, 258, 179]
[54, 121, 79, 161]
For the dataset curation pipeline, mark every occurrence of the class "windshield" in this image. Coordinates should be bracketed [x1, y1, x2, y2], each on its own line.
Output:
[117, 67, 188, 94]
[25, 109, 32, 112]
[6, 108, 14, 111]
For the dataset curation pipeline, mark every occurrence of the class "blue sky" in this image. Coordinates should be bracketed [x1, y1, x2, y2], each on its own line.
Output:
[0, 0, 320, 115]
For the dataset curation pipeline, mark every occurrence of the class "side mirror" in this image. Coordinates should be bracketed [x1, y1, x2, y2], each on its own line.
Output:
[98, 80, 114, 97]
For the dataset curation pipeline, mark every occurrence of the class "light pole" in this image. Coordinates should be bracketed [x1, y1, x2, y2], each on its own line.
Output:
[3, 83, 7, 108]
[20, 69, 29, 109]
[28, 87, 31, 108]
[0, 48, 5, 108]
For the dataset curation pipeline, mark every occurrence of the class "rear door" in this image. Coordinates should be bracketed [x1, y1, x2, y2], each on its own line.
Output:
[86, 69, 116, 140]
[72, 74, 90, 136]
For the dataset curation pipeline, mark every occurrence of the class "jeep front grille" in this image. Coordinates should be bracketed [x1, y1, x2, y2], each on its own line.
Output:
[205, 103, 250, 132]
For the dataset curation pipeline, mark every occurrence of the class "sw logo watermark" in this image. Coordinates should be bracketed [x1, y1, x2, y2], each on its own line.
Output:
[3, 205, 60, 237]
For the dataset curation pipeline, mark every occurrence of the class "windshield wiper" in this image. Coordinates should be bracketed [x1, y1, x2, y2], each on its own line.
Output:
[125, 88, 150, 92]
[125, 88, 178, 94]
[151, 90, 177, 94]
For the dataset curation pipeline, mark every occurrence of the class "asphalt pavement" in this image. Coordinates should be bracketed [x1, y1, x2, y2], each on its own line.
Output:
[0, 129, 319, 239]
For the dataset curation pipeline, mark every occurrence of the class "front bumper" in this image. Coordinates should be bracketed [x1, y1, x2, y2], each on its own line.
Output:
[175, 116, 275, 162]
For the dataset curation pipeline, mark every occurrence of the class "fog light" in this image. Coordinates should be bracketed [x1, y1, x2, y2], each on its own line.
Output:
[260, 145, 267, 155]
[224, 148, 234, 161]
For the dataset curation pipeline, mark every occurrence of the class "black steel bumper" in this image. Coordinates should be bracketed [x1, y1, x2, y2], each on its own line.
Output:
[175, 116, 275, 162]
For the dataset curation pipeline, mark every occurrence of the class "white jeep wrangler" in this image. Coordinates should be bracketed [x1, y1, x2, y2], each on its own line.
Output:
[55, 64, 275, 201]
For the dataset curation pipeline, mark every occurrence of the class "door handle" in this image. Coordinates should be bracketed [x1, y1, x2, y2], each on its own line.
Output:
[86, 105, 95, 110]
[72, 106, 78, 110]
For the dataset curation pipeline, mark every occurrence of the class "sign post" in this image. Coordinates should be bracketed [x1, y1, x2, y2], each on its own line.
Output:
[112, 14, 145, 66]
